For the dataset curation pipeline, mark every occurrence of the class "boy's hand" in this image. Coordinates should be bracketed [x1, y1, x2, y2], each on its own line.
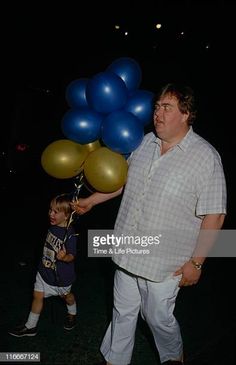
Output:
[57, 248, 67, 261]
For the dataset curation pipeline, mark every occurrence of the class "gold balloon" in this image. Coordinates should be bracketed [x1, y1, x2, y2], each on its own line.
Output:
[84, 147, 128, 193]
[83, 140, 101, 154]
[41, 139, 89, 179]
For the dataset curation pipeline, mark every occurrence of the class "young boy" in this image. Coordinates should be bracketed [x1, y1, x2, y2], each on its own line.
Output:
[9, 193, 78, 337]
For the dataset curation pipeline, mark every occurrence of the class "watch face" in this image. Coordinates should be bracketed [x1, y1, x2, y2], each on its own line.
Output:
[191, 260, 202, 270]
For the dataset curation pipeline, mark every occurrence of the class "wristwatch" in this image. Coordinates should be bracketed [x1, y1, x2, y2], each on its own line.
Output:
[191, 259, 202, 270]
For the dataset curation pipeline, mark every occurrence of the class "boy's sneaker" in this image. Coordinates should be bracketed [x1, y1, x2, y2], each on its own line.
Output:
[64, 313, 76, 330]
[8, 325, 37, 337]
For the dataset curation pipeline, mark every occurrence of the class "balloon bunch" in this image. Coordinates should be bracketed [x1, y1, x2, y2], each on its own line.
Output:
[41, 57, 154, 192]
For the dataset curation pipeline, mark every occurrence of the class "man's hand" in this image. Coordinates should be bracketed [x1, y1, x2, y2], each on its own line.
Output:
[71, 198, 93, 215]
[174, 260, 202, 287]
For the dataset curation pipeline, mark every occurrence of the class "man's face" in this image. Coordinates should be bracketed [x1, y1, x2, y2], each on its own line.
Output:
[153, 94, 189, 141]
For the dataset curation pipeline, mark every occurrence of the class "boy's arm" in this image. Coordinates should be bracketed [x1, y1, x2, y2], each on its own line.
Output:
[57, 248, 75, 262]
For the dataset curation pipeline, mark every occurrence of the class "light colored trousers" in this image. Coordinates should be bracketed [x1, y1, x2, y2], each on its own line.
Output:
[100, 269, 183, 365]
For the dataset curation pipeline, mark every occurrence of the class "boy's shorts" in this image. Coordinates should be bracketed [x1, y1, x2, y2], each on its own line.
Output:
[34, 272, 72, 298]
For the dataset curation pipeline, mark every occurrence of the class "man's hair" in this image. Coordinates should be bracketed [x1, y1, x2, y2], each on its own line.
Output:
[155, 83, 197, 125]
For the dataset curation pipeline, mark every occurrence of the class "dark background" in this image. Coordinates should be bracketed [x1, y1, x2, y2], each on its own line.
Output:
[1, 1, 235, 364]
[2, 0, 235, 222]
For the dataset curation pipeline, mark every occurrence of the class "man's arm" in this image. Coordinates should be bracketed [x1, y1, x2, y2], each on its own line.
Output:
[71, 187, 123, 215]
[191, 213, 226, 265]
[174, 213, 226, 286]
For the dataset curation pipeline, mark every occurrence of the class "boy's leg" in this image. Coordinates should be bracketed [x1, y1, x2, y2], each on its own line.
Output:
[64, 292, 77, 315]
[31, 290, 44, 314]
[24, 290, 44, 329]
[8, 290, 43, 337]
[63, 291, 77, 330]
[25, 272, 46, 329]
[64, 292, 76, 305]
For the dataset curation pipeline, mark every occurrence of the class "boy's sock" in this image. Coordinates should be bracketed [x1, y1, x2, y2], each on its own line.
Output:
[25, 312, 40, 329]
[66, 303, 77, 315]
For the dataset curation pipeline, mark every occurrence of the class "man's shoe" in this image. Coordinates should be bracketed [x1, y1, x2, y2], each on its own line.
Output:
[64, 313, 76, 330]
[8, 325, 37, 337]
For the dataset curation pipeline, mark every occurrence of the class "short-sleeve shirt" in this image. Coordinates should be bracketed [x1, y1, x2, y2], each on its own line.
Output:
[38, 225, 77, 286]
[113, 128, 227, 282]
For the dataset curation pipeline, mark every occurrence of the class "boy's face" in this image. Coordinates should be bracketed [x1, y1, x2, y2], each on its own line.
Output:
[48, 203, 68, 227]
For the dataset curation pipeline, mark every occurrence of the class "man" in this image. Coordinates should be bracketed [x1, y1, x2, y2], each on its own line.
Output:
[73, 83, 227, 365]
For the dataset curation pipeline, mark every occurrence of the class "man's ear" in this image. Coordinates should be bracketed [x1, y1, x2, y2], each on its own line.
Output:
[183, 111, 190, 123]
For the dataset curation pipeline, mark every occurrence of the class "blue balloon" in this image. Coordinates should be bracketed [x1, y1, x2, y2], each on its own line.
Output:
[107, 57, 142, 92]
[65, 78, 89, 108]
[61, 108, 103, 144]
[86, 71, 128, 114]
[101, 110, 144, 154]
[124, 90, 155, 126]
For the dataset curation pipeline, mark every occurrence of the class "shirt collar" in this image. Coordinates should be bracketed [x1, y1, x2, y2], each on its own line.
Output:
[152, 127, 194, 152]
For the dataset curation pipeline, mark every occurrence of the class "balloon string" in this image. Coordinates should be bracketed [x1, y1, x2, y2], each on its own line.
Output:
[62, 171, 84, 244]
[72, 171, 84, 202]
